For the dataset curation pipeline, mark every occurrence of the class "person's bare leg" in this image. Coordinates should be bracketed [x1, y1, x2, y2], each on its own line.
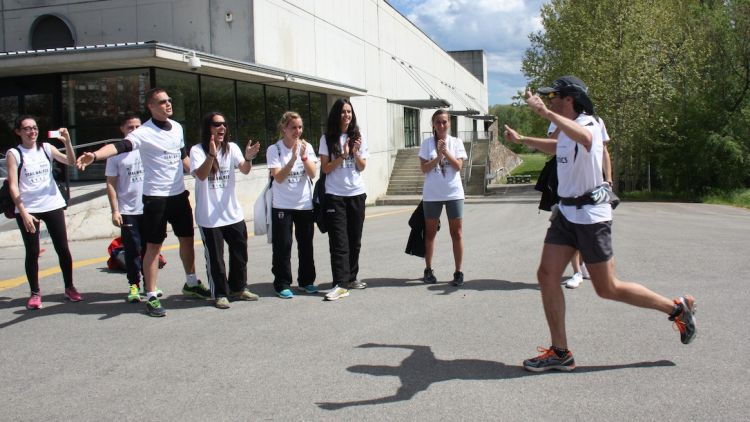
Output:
[586, 260, 674, 314]
[143, 242, 162, 293]
[537, 243, 576, 349]
[448, 218, 463, 272]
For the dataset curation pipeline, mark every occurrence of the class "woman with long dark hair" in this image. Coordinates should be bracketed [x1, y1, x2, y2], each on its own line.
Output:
[318, 99, 368, 301]
[7, 115, 80, 309]
[418, 109, 468, 286]
[190, 112, 260, 309]
[267, 111, 318, 299]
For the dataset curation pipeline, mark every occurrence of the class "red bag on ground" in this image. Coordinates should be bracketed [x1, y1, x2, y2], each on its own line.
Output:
[106, 236, 168, 271]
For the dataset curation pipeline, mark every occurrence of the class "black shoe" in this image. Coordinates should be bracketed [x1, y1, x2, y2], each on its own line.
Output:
[523, 347, 575, 372]
[451, 271, 464, 286]
[146, 297, 166, 317]
[423, 268, 437, 284]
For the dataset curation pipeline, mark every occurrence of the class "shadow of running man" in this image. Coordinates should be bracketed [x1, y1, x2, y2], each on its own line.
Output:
[316, 343, 675, 410]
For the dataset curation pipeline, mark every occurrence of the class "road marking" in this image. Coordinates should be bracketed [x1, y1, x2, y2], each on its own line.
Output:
[0, 207, 412, 292]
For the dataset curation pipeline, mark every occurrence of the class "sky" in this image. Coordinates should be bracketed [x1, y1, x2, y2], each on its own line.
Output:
[387, 0, 548, 106]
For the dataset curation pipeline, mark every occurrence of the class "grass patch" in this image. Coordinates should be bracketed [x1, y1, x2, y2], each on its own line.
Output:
[509, 153, 549, 182]
[701, 189, 750, 209]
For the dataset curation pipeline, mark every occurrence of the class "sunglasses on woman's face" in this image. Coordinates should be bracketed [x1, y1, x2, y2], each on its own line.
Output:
[211, 121, 227, 128]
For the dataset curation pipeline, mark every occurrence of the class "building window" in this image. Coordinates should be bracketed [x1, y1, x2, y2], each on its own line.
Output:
[309, 93, 326, 150]
[154, 69, 200, 145]
[236, 81, 267, 162]
[404, 108, 419, 147]
[61, 69, 149, 179]
[201, 75, 237, 138]
[265, 86, 289, 146]
[30, 15, 75, 50]
[289, 89, 310, 141]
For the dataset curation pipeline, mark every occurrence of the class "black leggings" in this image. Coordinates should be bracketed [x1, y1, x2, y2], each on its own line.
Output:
[16, 208, 73, 293]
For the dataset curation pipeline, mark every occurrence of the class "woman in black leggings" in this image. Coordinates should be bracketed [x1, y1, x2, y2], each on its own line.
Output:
[7, 115, 80, 309]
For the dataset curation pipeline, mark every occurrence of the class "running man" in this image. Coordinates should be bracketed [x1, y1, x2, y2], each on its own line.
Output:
[78, 88, 209, 317]
[503, 76, 696, 372]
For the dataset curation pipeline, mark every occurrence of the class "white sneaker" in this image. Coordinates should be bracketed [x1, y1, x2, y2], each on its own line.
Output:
[580, 263, 590, 279]
[566, 272, 583, 289]
[325, 286, 350, 301]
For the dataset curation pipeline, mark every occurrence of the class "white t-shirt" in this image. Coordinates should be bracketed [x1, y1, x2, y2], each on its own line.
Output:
[318, 133, 368, 196]
[554, 114, 612, 224]
[8, 143, 66, 213]
[105, 150, 144, 215]
[125, 119, 186, 197]
[548, 119, 610, 142]
[189, 143, 245, 228]
[418, 135, 468, 201]
[266, 140, 317, 210]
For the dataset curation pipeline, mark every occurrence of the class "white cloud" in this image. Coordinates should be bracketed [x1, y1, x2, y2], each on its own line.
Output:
[389, 0, 548, 104]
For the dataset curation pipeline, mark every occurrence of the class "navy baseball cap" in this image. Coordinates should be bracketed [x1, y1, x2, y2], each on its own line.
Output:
[537, 76, 589, 96]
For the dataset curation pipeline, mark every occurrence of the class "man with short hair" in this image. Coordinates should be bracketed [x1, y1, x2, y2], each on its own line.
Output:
[503, 76, 696, 372]
[105, 113, 151, 303]
[78, 88, 209, 317]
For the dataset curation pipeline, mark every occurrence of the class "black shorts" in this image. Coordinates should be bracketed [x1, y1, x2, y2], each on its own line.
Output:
[141, 190, 194, 244]
[544, 210, 613, 264]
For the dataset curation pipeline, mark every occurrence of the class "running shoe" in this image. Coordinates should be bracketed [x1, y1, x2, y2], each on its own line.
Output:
[451, 271, 465, 286]
[347, 280, 367, 289]
[215, 297, 230, 309]
[566, 272, 583, 289]
[523, 347, 576, 372]
[64, 286, 83, 302]
[670, 295, 697, 344]
[324, 286, 350, 301]
[146, 297, 166, 317]
[127, 284, 141, 303]
[276, 289, 294, 299]
[298, 285, 319, 294]
[26, 292, 42, 310]
[423, 268, 437, 284]
[182, 281, 211, 299]
[229, 289, 259, 301]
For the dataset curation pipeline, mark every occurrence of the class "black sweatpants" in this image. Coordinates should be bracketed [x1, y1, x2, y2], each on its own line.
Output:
[199, 221, 248, 298]
[324, 193, 366, 287]
[16, 208, 73, 293]
[271, 208, 316, 292]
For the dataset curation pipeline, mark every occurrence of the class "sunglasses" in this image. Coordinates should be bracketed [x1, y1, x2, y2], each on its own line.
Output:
[211, 121, 227, 128]
[156, 98, 173, 105]
[542, 91, 559, 100]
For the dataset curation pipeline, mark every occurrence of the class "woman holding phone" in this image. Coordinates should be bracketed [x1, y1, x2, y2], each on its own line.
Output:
[6, 115, 80, 309]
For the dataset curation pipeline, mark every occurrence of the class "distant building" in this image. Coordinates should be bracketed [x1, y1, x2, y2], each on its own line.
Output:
[0, 0, 490, 199]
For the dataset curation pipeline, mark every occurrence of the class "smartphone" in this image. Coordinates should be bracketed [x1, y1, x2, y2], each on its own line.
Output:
[48, 130, 61, 138]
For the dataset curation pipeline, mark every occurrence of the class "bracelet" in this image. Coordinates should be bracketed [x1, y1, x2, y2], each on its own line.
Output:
[92, 152, 97, 162]
[519, 135, 525, 143]
[208, 152, 216, 158]
[301, 155, 308, 162]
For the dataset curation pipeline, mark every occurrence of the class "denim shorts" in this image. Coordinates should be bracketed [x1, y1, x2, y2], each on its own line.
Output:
[423, 199, 464, 220]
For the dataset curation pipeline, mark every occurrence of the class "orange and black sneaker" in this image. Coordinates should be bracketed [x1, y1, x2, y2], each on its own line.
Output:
[523, 346, 575, 372]
[669, 295, 697, 344]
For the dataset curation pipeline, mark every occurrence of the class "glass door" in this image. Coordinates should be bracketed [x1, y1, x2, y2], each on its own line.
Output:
[404, 107, 419, 147]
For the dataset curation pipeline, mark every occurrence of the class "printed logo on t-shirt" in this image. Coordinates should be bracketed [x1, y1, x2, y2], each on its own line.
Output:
[208, 167, 231, 189]
[340, 156, 357, 170]
[286, 167, 305, 186]
[126, 160, 144, 183]
[23, 162, 51, 184]
[162, 151, 181, 165]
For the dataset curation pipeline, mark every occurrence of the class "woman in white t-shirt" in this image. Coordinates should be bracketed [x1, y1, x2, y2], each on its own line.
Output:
[318, 99, 369, 301]
[267, 111, 319, 299]
[190, 112, 261, 309]
[7, 115, 81, 310]
[418, 109, 468, 287]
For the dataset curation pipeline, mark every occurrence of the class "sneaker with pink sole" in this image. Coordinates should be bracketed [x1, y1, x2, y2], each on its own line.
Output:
[64, 287, 83, 302]
[27, 293, 42, 310]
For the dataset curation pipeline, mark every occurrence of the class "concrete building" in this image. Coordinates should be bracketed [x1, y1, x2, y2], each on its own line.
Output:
[0, 0, 490, 207]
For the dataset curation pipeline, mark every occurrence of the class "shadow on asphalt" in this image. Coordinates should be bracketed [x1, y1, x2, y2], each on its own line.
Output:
[316, 343, 675, 410]
[361, 277, 539, 294]
[0, 292, 211, 329]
